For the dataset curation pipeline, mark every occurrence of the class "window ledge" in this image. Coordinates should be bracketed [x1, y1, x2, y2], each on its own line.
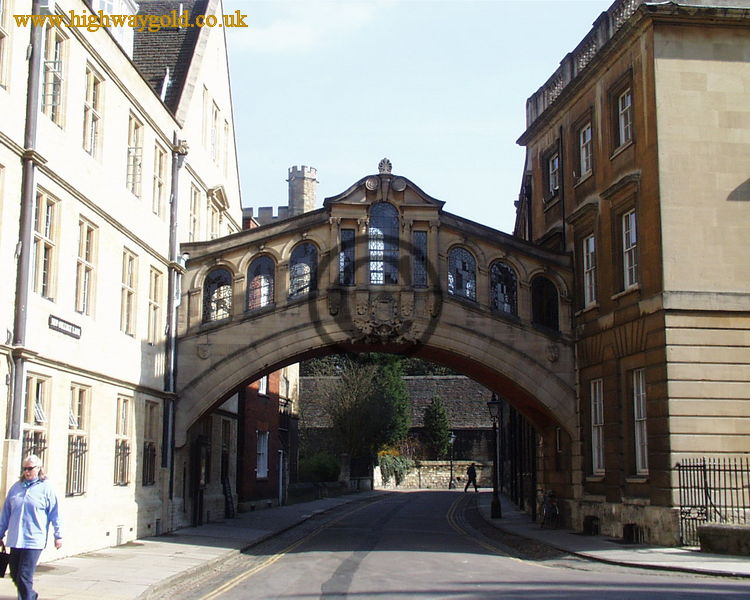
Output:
[610, 139, 633, 161]
[586, 475, 605, 482]
[625, 476, 649, 484]
[574, 302, 599, 317]
[574, 172, 593, 187]
[199, 317, 232, 331]
[543, 195, 560, 211]
[610, 284, 640, 302]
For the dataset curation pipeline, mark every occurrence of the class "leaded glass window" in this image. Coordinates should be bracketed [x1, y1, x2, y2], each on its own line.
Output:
[448, 247, 476, 301]
[203, 268, 232, 322]
[247, 256, 275, 310]
[289, 243, 317, 298]
[339, 229, 355, 286]
[368, 203, 399, 285]
[531, 276, 559, 331]
[412, 231, 427, 288]
[490, 262, 517, 315]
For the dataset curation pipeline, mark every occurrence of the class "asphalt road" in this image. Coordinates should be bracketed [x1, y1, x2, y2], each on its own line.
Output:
[166, 490, 750, 600]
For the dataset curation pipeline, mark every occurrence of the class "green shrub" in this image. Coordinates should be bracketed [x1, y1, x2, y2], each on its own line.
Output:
[378, 453, 414, 487]
[298, 452, 340, 482]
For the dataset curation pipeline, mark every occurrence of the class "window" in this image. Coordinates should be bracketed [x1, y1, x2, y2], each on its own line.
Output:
[633, 368, 648, 475]
[622, 209, 638, 288]
[223, 120, 229, 175]
[210, 101, 220, 163]
[247, 256, 274, 310]
[548, 152, 560, 195]
[448, 247, 476, 301]
[490, 261, 517, 315]
[189, 185, 201, 242]
[579, 122, 592, 177]
[339, 229, 355, 286]
[22, 374, 49, 463]
[289, 243, 318, 298]
[152, 144, 167, 217]
[531, 276, 559, 331]
[147, 267, 162, 344]
[369, 203, 399, 285]
[258, 375, 268, 396]
[42, 25, 65, 125]
[617, 88, 633, 147]
[590, 379, 604, 475]
[208, 203, 220, 240]
[0, 0, 9, 87]
[32, 190, 58, 299]
[583, 234, 597, 307]
[75, 219, 96, 315]
[126, 113, 143, 196]
[67, 384, 89, 496]
[114, 395, 131, 486]
[256, 430, 269, 479]
[203, 268, 232, 322]
[412, 231, 427, 288]
[142, 401, 158, 486]
[120, 250, 137, 335]
[83, 66, 102, 156]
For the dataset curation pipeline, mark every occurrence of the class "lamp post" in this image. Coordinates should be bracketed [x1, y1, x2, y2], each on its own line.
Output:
[487, 393, 502, 519]
[448, 431, 457, 489]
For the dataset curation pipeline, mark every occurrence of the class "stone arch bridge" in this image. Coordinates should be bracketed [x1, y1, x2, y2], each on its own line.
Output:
[176, 165, 574, 451]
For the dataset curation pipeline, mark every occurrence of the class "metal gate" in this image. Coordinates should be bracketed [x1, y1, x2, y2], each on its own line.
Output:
[676, 456, 750, 546]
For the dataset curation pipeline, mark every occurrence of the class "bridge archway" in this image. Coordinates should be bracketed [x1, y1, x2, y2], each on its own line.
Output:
[176, 165, 575, 448]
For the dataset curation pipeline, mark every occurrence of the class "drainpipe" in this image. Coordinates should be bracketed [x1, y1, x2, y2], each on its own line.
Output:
[558, 126, 567, 251]
[9, 0, 44, 442]
[163, 133, 188, 497]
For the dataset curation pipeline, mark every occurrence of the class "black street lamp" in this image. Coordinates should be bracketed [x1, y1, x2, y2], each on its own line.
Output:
[487, 393, 502, 519]
[448, 431, 457, 489]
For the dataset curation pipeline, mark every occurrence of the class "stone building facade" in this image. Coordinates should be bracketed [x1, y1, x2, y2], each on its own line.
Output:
[515, 0, 750, 544]
[0, 0, 242, 558]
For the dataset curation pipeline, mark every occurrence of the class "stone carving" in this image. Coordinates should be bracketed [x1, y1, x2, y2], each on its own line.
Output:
[365, 176, 380, 190]
[547, 343, 560, 363]
[351, 293, 417, 345]
[197, 344, 211, 359]
[392, 177, 406, 192]
[328, 290, 341, 316]
[378, 158, 392, 174]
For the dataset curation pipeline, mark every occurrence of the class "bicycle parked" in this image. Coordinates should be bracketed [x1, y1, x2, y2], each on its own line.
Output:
[540, 490, 559, 528]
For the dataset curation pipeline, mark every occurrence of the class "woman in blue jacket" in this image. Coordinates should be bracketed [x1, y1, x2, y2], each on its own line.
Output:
[0, 455, 62, 600]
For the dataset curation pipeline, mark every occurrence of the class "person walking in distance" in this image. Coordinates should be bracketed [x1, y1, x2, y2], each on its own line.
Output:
[0, 455, 62, 600]
[464, 462, 478, 492]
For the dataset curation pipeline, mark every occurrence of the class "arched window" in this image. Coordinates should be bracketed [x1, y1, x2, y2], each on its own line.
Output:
[448, 247, 476, 301]
[247, 256, 275, 310]
[368, 202, 399, 285]
[531, 276, 559, 331]
[289, 242, 318, 298]
[203, 268, 232, 322]
[490, 262, 517, 315]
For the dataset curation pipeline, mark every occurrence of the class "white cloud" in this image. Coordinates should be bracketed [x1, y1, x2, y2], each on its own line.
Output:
[228, 1, 391, 53]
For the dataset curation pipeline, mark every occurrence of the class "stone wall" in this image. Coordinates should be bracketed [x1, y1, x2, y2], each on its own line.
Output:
[374, 460, 492, 490]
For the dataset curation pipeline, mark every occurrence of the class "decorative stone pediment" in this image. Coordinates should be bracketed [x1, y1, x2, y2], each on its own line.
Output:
[323, 159, 445, 211]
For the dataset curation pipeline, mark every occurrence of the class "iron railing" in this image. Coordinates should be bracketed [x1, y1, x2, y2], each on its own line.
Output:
[66, 435, 88, 496]
[142, 441, 157, 486]
[676, 456, 750, 546]
[22, 430, 48, 464]
[114, 439, 131, 486]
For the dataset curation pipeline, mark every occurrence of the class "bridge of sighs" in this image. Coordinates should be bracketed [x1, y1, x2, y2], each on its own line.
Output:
[175, 163, 575, 462]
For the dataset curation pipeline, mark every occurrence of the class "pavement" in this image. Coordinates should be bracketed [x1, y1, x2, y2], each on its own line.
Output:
[0, 488, 747, 600]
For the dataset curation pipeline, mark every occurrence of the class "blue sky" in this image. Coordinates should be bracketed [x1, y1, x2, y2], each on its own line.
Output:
[224, 0, 613, 233]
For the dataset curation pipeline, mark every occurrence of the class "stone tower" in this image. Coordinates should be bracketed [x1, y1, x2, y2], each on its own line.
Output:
[287, 166, 318, 216]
